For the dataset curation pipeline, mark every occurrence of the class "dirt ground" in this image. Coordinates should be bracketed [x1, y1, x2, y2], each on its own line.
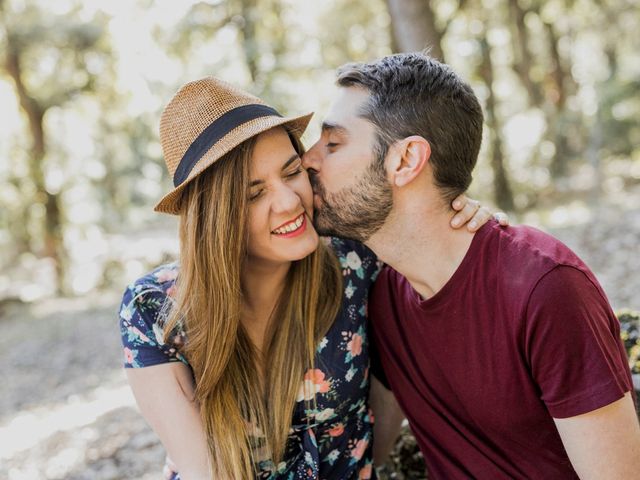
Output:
[1, 199, 639, 479]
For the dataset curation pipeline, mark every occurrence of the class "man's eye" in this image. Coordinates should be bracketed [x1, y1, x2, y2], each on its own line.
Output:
[326, 142, 338, 149]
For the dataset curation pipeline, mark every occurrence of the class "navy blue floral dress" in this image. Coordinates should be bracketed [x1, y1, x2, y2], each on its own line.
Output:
[119, 238, 381, 479]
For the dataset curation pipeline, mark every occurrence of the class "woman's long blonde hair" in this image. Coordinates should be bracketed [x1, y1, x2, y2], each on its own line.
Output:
[163, 131, 342, 478]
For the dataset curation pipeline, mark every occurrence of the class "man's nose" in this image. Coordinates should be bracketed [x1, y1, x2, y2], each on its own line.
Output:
[302, 140, 321, 171]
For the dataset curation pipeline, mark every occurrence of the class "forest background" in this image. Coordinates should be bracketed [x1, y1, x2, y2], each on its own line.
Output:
[0, 0, 638, 478]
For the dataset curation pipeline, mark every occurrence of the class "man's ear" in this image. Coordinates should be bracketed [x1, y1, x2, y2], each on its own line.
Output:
[389, 136, 431, 188]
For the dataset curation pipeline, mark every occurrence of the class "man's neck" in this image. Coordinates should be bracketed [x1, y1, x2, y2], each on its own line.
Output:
[366, 201, 476, 300]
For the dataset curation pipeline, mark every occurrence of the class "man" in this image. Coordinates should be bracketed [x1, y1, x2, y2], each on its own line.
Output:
[302, 52, 640, 479]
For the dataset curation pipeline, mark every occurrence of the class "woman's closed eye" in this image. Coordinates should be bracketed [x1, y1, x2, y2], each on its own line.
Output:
[285, 167, 304, 178]
[249, 168, 302, 200]
[249, 189, 263, 202]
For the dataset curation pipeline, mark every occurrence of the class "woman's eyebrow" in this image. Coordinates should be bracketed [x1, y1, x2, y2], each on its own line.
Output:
[281, 153, 301, 171]
[249, 154, 300, 187]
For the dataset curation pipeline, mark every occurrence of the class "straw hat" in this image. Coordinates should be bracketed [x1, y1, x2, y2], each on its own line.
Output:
[155, 77, 313, 214]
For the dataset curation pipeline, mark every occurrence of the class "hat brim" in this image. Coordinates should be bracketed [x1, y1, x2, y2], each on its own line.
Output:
[154, 111, 314, 215]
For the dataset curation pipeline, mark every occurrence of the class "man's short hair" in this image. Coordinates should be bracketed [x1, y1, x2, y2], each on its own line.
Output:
[337, 52, 483, 202]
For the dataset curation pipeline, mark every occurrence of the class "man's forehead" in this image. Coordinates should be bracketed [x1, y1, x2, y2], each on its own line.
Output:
[323, 86, 372, 132]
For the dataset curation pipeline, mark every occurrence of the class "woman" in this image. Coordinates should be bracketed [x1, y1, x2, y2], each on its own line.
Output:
[119, 77, 498, 479]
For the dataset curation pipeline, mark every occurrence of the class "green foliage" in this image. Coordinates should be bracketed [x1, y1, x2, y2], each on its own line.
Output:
[599, 79, 640, 159]
[377, 424, 427, 479]
[3, 6, 110, 107]
[317, 0, 392, 67]
[618, 310, 640, 376]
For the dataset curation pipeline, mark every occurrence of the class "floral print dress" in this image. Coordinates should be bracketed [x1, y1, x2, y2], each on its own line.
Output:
[119, 238, 382, 479]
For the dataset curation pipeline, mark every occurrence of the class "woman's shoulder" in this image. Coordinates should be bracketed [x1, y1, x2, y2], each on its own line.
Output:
[123, 263, 179, 302]
[120, 262, 179, 323]
[119, 262, 187, 368]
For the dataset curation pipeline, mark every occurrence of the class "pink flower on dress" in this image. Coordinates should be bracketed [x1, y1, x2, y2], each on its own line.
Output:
[131, 326, 150, 342]
[166, 285, 177, 298]
[305, 369, 331, 391]
[359, 464, 372, 479]
[351, 439, 368, 461]
[297, 369, 331, 401]
[124, 347, 134, 364]
[347, 333, 363, 357]
[328, 423, 344, 437]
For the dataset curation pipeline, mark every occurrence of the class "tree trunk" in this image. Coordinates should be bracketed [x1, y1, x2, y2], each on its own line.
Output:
[5, 40, 67, 294]
[586, 105, 603, 202]
[507, 0, 544, 107]
[239, 0, 259, 82]
[544, 20, 572, 177]
[385, 0, 444, 60]
[478, 37, 515, 211]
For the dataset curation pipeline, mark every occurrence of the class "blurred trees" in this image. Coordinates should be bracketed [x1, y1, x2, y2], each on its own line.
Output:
[0, 1, 112, 294]
[155, 0, 301, 111]
[382, 0, 639, 211]
[478, 33, 516, 211]
[385, 0, 518, 209]
[0, 0, 638, 299]
[386, 0, 444, 59]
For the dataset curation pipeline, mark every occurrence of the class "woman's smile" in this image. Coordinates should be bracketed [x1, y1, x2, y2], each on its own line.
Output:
[271, 212, 308, 237]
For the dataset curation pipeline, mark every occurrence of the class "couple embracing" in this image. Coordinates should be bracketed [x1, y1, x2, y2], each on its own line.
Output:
[119, 53, 639, 479]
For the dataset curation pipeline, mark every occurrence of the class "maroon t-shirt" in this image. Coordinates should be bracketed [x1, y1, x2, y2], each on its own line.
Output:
[369, 221, 633, 479]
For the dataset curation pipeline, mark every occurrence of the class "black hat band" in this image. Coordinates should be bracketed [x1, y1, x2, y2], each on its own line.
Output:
[173, 104, 282, 187]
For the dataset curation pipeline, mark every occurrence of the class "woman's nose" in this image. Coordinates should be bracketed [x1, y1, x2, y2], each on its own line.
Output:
[271, 183, 300, 214]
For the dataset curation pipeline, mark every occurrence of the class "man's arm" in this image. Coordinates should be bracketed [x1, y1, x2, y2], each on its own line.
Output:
[554, 392, 640, 480]
[526, 264, 640, 478]
[369, 375, 405, 465]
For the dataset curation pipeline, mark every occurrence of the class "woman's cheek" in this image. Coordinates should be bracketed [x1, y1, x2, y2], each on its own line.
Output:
[247, 205, 265, 243]
[296, 176, 314, 206]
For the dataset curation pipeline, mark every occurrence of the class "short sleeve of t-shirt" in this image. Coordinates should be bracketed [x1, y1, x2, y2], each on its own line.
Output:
[118, 278, 187, 369]
[525, 265, 633, 418]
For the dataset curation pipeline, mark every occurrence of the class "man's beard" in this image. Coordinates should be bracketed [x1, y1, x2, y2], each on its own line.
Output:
[309, 157, 393, 243]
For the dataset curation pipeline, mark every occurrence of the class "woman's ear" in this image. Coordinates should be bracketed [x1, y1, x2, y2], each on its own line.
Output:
[390, 136, 431, 188]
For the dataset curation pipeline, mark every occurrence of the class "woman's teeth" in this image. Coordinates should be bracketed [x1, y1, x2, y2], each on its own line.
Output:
[273, 215, 304, 235]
